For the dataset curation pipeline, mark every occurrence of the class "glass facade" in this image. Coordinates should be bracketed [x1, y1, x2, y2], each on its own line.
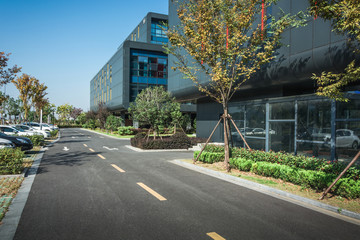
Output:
[130, 49, 168, 102]
[151, 19, 168, 44]
[228, 94, 360, 162]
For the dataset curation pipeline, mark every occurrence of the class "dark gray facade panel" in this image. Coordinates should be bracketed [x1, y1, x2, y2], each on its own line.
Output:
[167, 0, 356, 100]
[290, 22, 313, 55]
[291, 0, 309, 14]
[313, 18, 331, 48]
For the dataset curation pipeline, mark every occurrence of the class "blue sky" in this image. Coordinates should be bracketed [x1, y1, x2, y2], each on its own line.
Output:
[0, 0, 169, 111]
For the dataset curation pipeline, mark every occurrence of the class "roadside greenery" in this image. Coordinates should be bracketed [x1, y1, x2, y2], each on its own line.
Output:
[0, 148, 25, 175]
[129, 86, 182, 139]
[106, 115, 123, 132]
[131, 132, 204, 149]
[194, 145, 360, 199]
[25, 135, 45, 146]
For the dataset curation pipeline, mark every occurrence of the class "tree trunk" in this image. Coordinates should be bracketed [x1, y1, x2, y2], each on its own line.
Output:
[223, 107, 230, 172]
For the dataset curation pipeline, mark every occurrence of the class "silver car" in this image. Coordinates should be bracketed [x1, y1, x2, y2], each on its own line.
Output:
[324, 129, 360, 149]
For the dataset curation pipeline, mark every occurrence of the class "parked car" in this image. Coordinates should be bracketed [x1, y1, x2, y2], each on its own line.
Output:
[23, 122, 53, 132]
[0, 125, 35, 136]
[47, 123, 59, 131]
[40, 123, 55, 131]
[14, 124, 51, 138]
[323, 129, 360, 149]
[0, 132, 33, 151]
[0, 138, 15, 149]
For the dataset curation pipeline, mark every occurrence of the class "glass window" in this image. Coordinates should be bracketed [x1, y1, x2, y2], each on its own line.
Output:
[297, 99, 331, 141]
[270, 101, 295, 119]
[246, 138, 265, 151]
[269, 122, 294, 153]
[130, 49, 168, 102]
[245, 105, 265, 136]
[337, 98, 360, 119]
[297, 99, 332, 158]
[151, 18, 168, 44]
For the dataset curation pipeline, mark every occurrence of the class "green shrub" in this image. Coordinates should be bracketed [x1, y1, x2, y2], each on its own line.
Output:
[25, 135, 45, 146]
[131, 132, 194, 149]
[0, 148, 25, 174]
[194, 151, 224, 163]
[117, 126, 135, 135]
[334, 178, 360, 199]
[83, 119, 97, 129]
[105, 115, 123, 132]
[50, 129, 59, 137]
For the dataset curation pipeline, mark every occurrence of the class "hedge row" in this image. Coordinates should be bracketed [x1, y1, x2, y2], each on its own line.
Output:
[131, 132, 193, 149]
[23, 135, 45, 146]
[230, 157, 360, 199]
[131, 132, 205, 149]
[199, 145, 359, 180]
[193, 148, 360, 199]
[0, 148, 25, 175]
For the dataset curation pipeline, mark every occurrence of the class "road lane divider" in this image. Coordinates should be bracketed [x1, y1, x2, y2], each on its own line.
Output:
[207, 232, 226, 240]
[83, 144, 88, 147]
[89, 148, 95, 152]
[97, 154, 106, 160]
[137, 182, 167, 201]
[111, 164, 125, 173]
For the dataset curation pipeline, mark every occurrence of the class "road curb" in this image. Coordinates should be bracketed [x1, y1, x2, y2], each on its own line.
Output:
[80, 128, 130, 140]
[125, 145, 192, 152]
[0, 131, 61, 240]
[171, 159, 360, 224]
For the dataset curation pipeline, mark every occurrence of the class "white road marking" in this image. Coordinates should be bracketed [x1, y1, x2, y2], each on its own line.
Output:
[103, 146, 119, 151]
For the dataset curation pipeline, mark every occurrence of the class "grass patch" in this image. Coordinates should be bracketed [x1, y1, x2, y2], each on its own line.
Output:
[92, 129, 133, 138]
[0, 176, 24, 223]
[22, 146, 42, 168]
[185, 160, 360, 214]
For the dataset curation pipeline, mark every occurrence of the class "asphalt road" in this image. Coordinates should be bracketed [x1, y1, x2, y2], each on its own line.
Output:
[13, 128, 360, 240]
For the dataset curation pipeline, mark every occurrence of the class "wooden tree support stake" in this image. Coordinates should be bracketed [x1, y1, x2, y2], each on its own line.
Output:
[193, 117, 223, 164]
[319, 150, 360, 200]
[229, 115, 251, 150]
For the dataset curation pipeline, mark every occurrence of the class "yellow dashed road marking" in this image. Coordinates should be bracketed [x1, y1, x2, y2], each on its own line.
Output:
[83, 144, 88, 147]
[111, 164, 125, 173]
[207, 232, 226, 240]
[97, 154, 106, 159]
[89, 148, 95, 152]
[137, 182, 167, 201]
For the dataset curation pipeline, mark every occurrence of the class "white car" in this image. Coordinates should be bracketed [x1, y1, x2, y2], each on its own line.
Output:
[14, 124, 51, 138]
[324, 129, 360, 149]
[0, 138, 15, 149]
[0, 125, 37, 136]
[24, 122, 53, 132]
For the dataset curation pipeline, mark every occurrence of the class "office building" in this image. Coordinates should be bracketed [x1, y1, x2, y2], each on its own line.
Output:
[168, 0, 360, 161]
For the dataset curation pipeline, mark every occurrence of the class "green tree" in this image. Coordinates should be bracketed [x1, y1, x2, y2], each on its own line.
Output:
[6, 96, 21, 123]
[166, 0, 305, 169]
[76, 112, 87, 125]
[56, 103, 73, 124]
[129, 86, 180, 139]
[0, 52, 21, 86]
[12, 74, 38, 121]
[43, 103, 56, 123]
[0, 52, 21, 121]
[105, 115, 123, 132]
[31, 79, 48, 121]
[309, 0, 360, 102]
[96, 102, 110, 129]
